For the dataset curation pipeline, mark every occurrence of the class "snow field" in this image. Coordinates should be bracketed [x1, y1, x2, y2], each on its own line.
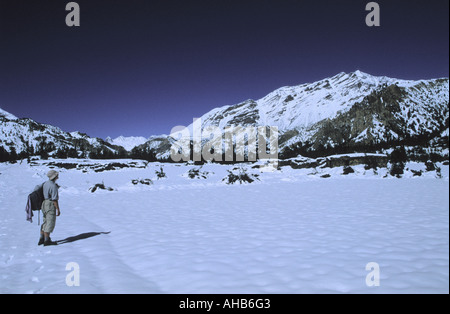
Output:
[0, 160, 448, 293]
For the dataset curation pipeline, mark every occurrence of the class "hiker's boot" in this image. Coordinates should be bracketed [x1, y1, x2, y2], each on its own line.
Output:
[38, 237, 45, 246]
[44, 238, 57, 246]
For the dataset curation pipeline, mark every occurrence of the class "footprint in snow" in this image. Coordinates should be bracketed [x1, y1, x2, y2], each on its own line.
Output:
[34, 265, 44, 273]
[4, 255, 14, 264]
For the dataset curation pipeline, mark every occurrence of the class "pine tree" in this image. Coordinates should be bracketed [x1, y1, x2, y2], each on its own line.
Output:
[389, 146, 407, 177]
[0, 146, 9, 162]
[9, 147, 18, 161]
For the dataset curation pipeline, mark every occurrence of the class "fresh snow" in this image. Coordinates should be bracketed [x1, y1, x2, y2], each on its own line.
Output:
[0, 159, 448, 294]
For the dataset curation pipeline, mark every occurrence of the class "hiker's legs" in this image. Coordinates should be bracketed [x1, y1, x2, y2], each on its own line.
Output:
[40, 215, 51, 239]
[40, 230, 50, 239]
[41, 200, 56, 233]
[39, 200, 56, 245]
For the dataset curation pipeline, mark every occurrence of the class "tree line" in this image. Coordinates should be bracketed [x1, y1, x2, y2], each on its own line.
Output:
[0, 142, 158, 163]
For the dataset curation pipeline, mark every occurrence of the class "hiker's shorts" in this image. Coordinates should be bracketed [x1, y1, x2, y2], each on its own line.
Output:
[41, 200, 57, 233]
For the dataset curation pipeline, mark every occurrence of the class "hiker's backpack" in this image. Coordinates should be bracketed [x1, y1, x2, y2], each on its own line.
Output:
[29, 184, 45, 211]
[26, 183, 45, 224]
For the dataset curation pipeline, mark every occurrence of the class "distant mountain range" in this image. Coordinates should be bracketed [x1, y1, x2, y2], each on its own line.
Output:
[1, 71, 448, 162]
[105, 136, 148, 151]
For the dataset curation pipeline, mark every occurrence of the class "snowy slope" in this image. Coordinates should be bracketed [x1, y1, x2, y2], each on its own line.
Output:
[0, 109, 122, 156]
[105, 136, 148, 151]
[0, 107, 155, 156]
[0, 117, 73, 153]
[148, 71, 447, 157]
[0, 107, 18, 120]
[189, 71, 443, 132]
[0, 160, 448, 293]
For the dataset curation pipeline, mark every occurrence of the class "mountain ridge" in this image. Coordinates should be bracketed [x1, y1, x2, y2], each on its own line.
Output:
[1, 71, 448, 162]
[142, 70, 448, 160]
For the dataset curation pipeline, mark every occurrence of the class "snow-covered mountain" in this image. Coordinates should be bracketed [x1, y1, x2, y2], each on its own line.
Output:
[139, 71, 448, 158]
[191, 70, 400, 131]
[191, 71, 447, 140]
[1, 71, 448, 161]
[0, 112, 124, 158]
[105, 136, 148, 151]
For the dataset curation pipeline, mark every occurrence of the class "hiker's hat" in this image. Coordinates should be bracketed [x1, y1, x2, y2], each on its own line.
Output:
[47, 170, 59, 180]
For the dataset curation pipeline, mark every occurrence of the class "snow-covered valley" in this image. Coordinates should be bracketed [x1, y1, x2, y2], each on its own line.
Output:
[0, 159, 448, 294]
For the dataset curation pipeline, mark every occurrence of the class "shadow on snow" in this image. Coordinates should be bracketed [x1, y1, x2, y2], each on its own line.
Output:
[56, 231, 111, 245]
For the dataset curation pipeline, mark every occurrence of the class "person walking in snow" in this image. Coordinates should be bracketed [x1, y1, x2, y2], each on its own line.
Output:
[38, 170, 61, 246]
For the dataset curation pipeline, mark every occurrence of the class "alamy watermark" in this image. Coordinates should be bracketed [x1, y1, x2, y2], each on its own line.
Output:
[365, 262, 380, 287]
[66, 262, 80, 287]
[64, 2, 380, 28]
[365, 2, 380, 27]
[65, 2, 80, 27]
[169, 118, 279, 172]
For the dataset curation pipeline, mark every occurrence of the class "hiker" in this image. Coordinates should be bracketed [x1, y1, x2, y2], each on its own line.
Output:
[38, 170, 61, 246]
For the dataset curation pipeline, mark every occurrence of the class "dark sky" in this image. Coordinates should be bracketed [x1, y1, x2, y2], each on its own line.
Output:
[0, 0, 448, 139]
